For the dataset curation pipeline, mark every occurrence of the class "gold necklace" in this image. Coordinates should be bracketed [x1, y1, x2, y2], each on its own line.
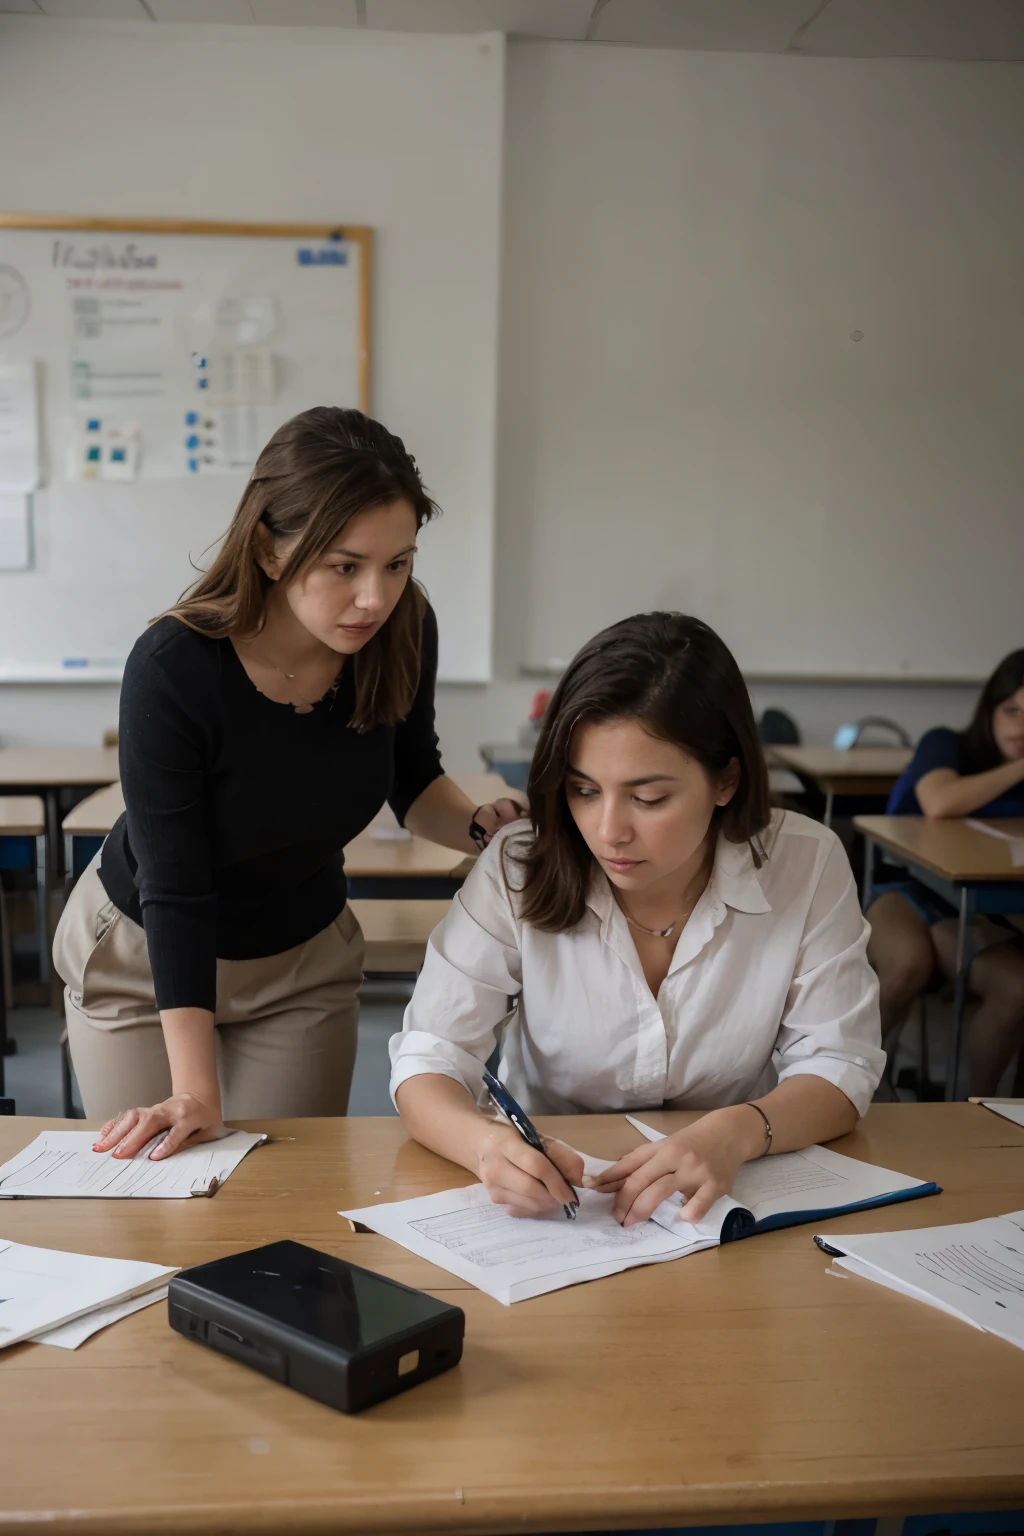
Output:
[242, 638, 339, 716]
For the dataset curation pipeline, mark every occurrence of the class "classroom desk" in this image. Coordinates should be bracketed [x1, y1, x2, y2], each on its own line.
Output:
[0, 796, 46, 1094]
[62, 772, 519, 899]
[766, 744, 911, 827]
[0, 748, 120, 980]
[856, 814, 1024, 1101]
[348, 897, 448, 975]
[0, 1104, 1021, 1535]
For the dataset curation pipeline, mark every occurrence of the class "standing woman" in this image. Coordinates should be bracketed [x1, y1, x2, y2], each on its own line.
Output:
[54, 408, 522, 1160]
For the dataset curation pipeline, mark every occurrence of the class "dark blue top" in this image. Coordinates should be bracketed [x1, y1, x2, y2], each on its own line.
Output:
[887, 727, 1024, 818]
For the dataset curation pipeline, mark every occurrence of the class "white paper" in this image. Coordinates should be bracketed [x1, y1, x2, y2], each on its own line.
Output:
[0, 1239, 175, 1350]
[0, 492, 32, 571]
[982, 1101, 1024, 1130]
[0, 362, 39, 492]
[964, 819, 1024, 866]
[194, 347, 275, 404]
[625, 1115, 931, 1226]
[341, 1180, 717, 1305]
[822, 1212, 1024, 1353]
[35, 1284, 168, 1350]
[0, 1128, 266, 1200]
[185, 405, 261, 472]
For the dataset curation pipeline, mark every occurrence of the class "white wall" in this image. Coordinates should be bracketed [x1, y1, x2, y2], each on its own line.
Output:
[494, 42, 1024, 686]
[1, 23, 1020, 768]
[0, 16, 504, 719]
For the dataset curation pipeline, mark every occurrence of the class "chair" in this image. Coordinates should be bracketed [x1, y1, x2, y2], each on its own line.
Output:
[834, 716, 913, 750]
[758, 708, 801, 746]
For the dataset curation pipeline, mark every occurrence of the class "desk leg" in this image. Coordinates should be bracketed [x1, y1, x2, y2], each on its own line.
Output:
[862, 836, 875, 913]
[945, 886, 975, 1102]
[35, 833, 49, 985]
[823, 789, 834, 829]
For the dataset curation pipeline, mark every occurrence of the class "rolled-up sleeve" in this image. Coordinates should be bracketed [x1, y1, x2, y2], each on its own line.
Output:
[389, 834, 524, 1105]
[773, 837, 884, 1116]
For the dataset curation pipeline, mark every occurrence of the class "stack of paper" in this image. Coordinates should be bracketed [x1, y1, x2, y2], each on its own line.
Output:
[0, 1239, 176, 1351]
[817, 1212, 1024, 1352]
[341, 1118, 937, 1305]
[0, 1129, 266, 1199]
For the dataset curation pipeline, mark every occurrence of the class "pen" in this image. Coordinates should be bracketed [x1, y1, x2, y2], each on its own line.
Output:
[482, 1068, 579, 1220]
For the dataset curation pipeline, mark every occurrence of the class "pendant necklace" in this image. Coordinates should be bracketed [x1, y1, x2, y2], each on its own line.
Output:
[242, 637, 338, 716]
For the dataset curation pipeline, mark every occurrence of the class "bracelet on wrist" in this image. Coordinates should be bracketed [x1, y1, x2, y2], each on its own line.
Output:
[745, 1101, 773, 1157]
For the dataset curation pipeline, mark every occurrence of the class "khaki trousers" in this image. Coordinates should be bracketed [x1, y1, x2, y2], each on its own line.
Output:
[53, 857, 364, 1121]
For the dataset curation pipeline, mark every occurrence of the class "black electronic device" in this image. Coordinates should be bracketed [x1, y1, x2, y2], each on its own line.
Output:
[168, 1239, 464, 1414]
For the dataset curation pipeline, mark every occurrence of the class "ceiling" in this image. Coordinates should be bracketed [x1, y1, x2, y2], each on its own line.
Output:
[2, 0, 1023, 61]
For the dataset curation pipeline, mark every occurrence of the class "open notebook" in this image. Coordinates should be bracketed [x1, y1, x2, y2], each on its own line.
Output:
[341, 1117, 939, 1305]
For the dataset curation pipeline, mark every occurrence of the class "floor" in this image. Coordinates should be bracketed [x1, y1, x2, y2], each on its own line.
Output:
[3, 980, 408, 1118]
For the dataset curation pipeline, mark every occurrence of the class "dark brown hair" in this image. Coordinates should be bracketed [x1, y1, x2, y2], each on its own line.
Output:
[168, 407, 439, 730]
[511, 613, 771, 933]
[959, 649, 1024, 774]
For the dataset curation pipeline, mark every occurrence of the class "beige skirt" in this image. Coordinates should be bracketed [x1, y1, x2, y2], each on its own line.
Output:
[53, 856, 365, 1121]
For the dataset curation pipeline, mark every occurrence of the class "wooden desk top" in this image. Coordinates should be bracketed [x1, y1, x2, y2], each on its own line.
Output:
[1, 1105, 1022, 1534]
[60, 780, 125, 835]
[62, 773, 521, 855]
[349, 898, 448, 972]
[0, 746, 120, 789]
[768, 745, 911, 792]
[856, 815, 1024, 883]
[0, 795, 45, 836]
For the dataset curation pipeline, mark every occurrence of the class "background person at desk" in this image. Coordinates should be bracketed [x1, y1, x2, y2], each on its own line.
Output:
[867, 648, 1024, 1096]
[53, 408, 522, 1159]
[391, 614, 884, 1226]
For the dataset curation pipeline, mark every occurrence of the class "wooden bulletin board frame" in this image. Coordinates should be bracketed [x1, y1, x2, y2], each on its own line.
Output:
[0, 214, 374, 412]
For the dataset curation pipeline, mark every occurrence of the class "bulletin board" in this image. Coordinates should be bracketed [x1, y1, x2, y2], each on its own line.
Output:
[0, 215, 373, 676]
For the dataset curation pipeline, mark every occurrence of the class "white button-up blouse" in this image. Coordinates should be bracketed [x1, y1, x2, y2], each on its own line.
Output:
[389, 809, 884, 1118]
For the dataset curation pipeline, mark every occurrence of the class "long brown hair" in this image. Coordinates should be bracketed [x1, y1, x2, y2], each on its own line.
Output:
[512, 613, 772, 933]
[169, 407, 439, 730]
[959, 648, 1024, 773]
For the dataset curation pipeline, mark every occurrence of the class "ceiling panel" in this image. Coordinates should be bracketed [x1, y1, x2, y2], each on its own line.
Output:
[249, 0, 358, 21]
[366, 0, 594, 40]
[593, 0, 817, 51]
[798, 0, 1024, 60]
[148, 0, 253, 19]
[36, 0, 149, 14]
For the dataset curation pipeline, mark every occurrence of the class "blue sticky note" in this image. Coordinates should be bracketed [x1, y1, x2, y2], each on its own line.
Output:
[185, 411, 198, 426]
[198, 377, 208, 389]
[86, 445, 101, 462]
[188, 457, 199, 473]
[86, 419, 101, 432]
[186, 434, 199, 449]
[110, 447, 126, 463]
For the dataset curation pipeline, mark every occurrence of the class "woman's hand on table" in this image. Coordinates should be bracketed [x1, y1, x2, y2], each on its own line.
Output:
[92, 1091, 229, 1160]
[586, 1107, 765, 1226]
[477, 1124, 584, 1217]
[471, 797, 528, 845]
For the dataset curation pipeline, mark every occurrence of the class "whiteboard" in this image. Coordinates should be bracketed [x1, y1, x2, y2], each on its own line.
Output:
[0, 217, 372, 677]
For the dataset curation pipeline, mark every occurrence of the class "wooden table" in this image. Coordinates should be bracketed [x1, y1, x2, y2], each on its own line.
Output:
[62, 772, 521, 899]
[0, 1104, 1021, 1534]
[767, 745, 911, 826]
[0, 796, 46, 1096]
[856, 815, 1024, 1100]
[0, 749, 120, 979]
[349, 898, 447, 975]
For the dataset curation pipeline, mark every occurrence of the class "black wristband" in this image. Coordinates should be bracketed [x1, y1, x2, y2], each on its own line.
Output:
[469, 808, 489, 851]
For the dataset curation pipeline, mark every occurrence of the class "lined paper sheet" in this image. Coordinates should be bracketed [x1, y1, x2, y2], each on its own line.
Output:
[0, 1129, 266, 1199]
[341, 1182, 719, 1305]
[0, 1240, 175, 1350]
[824, 1212, 1024, 1352]
[35, 1285, 169, 1350]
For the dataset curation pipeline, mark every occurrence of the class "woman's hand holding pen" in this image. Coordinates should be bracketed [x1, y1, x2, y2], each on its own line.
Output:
[476, 1125, 584, 1218]
[586, 1107, 765, 1226]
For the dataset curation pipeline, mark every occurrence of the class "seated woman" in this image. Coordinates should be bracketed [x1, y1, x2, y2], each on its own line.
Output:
[390, 614, 883, 1228]
[867, 649, 1024, 1097]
